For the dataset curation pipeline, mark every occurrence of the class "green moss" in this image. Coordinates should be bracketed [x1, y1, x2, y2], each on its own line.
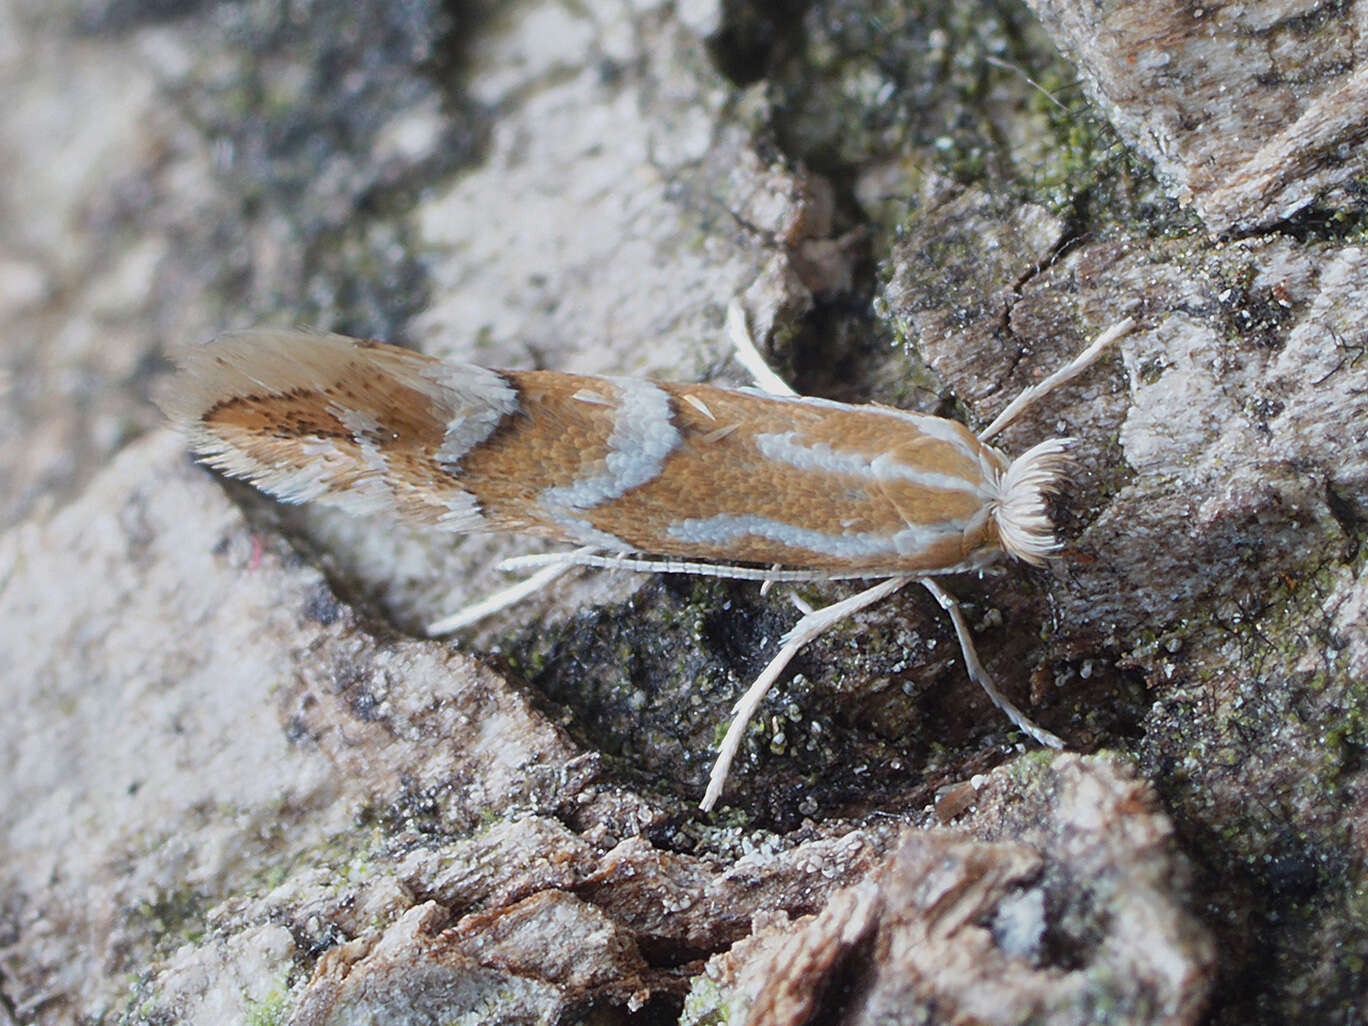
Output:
[245, 985, 290, 1026]
[118, 972, 162, 1025]
[681, 969, 745, 1026]
[1134, 536, 1368, 1017]
[128, 887, 210, 955]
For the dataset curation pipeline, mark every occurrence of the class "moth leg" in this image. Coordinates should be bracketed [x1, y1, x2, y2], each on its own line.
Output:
[501, 550, 852, 583]
[427, 548, 595, 635]
[759, 563, 785, 597]
[726, 300, 798, 398]
[920, 578, 1064, 748]
[701, 574, 914, 812]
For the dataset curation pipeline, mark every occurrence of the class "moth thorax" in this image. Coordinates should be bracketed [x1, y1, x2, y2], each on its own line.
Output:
[987, 438, 1074, 565]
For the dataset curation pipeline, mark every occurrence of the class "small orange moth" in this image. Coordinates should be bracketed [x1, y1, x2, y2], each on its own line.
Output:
[166, 303, 1133, 810]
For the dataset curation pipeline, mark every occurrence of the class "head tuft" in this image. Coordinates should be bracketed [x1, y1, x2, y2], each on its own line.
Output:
[990, 438, 1074, 565]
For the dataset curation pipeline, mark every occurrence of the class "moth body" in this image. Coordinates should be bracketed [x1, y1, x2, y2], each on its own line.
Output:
[166, 330, 1069, 576]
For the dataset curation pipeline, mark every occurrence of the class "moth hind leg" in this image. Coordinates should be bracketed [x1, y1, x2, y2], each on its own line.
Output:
[700, 574, 1064, 812]
[920, 578, 1063, 748]
[426, 551, 592, 635]
[701, 574, 915, 811]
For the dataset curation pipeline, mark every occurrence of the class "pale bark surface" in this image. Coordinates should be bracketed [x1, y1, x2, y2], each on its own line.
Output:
[1, 0, 1364, 1024]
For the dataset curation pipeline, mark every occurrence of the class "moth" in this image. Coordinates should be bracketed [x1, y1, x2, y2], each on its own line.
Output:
[165, 304, 1134, 809]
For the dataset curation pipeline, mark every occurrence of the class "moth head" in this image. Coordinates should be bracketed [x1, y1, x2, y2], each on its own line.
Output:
[986, 438, 1073, 565]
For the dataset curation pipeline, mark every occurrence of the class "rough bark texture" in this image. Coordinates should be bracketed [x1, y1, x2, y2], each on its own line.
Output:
[2, 0, 1365, 1024]
[1023, 0, 1368, 233]
[694, 759, 1212, 1026]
